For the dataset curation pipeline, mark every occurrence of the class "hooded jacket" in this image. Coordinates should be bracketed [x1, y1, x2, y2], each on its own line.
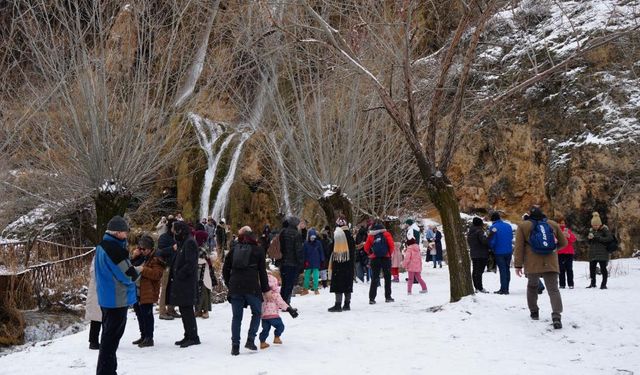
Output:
[467, 225, 489, 259]
[261, 274, 290, 319]
[303, 229, 325, 269]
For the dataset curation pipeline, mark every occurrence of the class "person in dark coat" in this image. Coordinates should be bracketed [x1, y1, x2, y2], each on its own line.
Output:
[222, 227, 271, 356]
[302, 229, 325, 294]
[587, 212, 614, 289]
[216, 219, 228, 253]
[169, 221, 200, 348]
[363, 221, 395, 304]
[328, 217, 356, 312]
[433, 226, 444, 268]
[319, 226, 333, 288]
[467, 217, 489, 293]
[355, 225, 369, 282]
[156, 218, 178, 320]
[279, 217, 304, 304]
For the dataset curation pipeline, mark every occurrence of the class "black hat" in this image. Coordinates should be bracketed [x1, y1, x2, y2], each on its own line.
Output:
[472, 217, 484, 227]
[490, 212, 501, 222]
[529, 206, 545, 220]
[107, 215, 129, 232]
[138, 235, 155, 250]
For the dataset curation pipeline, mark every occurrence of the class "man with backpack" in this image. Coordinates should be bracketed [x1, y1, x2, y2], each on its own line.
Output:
[222, 226, 271, 356]
[514, 206, 567, 329]
[364, 222, 395, 304]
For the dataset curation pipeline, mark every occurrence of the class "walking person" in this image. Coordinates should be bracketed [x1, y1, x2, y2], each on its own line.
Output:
[85, 255, 101, 350]
[556, 216, 577, 289]
[170, 221, 200, 348]
[95, 216, 139, 375]
[432, 226, 444, 268]
[364, 222, 395, 304]
[587, 212, 614, 289]
[488, 212, 513, 294]
[467, 217, 490, 293]
[205, 218, 217, 252]
[157, 217, 179, 320]
[259, 273, 299, 349]
[130, 235, 164, 348]
[402, 238, 427, 294]
[514, 206, 567, 329]
[301, 228, 324, 295]
[391, 241, 404, 283]
[279, 217, 304, 304]
[222, 226, 271, 356]
[355, 224, 369, 282]
[328, 217, 356, 312]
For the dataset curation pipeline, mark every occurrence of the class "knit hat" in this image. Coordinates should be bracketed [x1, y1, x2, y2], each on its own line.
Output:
[138, 235, 155, 250]
[472, 217, 484, 227]
[591, 212, 602, 227]
[107, 215, 129, 232]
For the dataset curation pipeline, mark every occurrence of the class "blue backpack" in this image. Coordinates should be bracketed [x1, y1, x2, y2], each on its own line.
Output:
[529, 218, 557, 255]
[371, 233, 389, 258]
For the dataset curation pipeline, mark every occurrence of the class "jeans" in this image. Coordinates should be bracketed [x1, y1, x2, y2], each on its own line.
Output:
[558, 254, 574, 287]
[471, 258, 488, 291]
[589, 260, 608, 287]
[494, 254, 512, 292]
[89, 320, 101, 346]
[280, 265, 299, 304]
[526, 273, 562, 320]
[133, 303, 154, 339]
[178, 305, 198, 340]
[229, 294, 262, 345]
[369, 257, 392, 301]
[303, 268, 320, 290]
[96, 306, 128, 375]
[259, 318, 285, 342]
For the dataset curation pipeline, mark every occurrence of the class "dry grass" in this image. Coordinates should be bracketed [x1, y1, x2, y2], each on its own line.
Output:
[0, 296, 25, 346]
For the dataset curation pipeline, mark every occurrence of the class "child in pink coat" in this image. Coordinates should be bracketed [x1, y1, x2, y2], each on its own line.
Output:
[402, 239, 428, 294]
[259, 273, 299, 349]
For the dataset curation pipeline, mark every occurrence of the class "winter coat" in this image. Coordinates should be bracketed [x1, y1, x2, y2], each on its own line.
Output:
[216, 225, 228, 249]
[588, 225, 614, 261]
[402, 244, 422, 273]
[320, 236, 332, 270]
[303, 238, 325, 269]
[157, 232, 177, 267]
[261, 274, 290, 319]
[364, 228, 395, 259]
[205, 224, 216, 240]
[133, 252, 165, 305]
[94, 234, 138, 308]
[169, 236, 199, 306]
[329, 228, 356, 294]
[514, 219, 567, 274]
[467, 226, 489, 259]
[280, 221, 304, 269]
[355, 227, 369, 263]
[434, 230, 444, 261]
[488, 220, 513, 255]
[194, 230, 209, 248]
[84, 256, 101, 322]
[222, 236, 270, 297]
[557, 225, 577, 255]
[391, 242, 403, 268]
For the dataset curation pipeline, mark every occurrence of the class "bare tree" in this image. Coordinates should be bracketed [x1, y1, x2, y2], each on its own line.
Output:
[11, 0, 218, 242]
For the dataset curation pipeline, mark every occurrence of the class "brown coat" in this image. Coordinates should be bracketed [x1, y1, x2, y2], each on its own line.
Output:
[139, 254, 165, 304]
[514, 219, 567, 274]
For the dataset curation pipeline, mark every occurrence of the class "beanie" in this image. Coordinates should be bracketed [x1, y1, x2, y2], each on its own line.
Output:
[107, 215, 129, 232]
[591, 212, 602, 227]
[138, 235, 155, 250]
[472, 217, 484, 227]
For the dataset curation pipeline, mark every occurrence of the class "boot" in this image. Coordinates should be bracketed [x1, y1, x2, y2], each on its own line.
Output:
[89, 342, 100, 350]
[159, 314, 174, 320]
[174, 337, 187, 346]
[138, 338, 154, 348]
[180, 336, 201, 348]
[314, 290, 320, 295]
[231, 343, 240, 356]
[342, 301, 351, 311]
[328, 303, 342, 312]
[600, 285, 608, 289]
[167, 309, 181, 318]
[260, 341, 270, 349]
[392, 276, 399, 283]
[244, 339, 257, 351]
[586, 283, 596, 288]
[195, 311, 202, 318]
[321, 280, 327, 288]
[552, 318, 562, 329]
[132, 337, 144, 345]
[385, 297, 395, 303]
[530, 311, 539, 320]
[299, 288, 309, 296]
[419, 289, 428, 294]
[202, 311, 209, 319]
[273, 336, 282, 344]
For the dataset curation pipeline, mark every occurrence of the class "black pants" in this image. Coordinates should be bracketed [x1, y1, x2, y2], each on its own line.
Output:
[179, 305, 199, 340]
[471, 258, 488, 291]
[89, 320, 101, 346]
[97, 306, 128, 375]
[589, 260, 608, 287]
[558, 254, 574, 287]
[133, 303, 154, 339]
[369, 257, 392, 301]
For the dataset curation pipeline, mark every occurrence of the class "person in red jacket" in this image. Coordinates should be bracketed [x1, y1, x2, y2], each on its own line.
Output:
[556, 216, 577, 289]
[364, 222, 395, 304]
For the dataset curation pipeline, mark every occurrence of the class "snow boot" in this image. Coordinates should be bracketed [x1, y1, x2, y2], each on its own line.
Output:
[174, 337, 187, 346]
[180, 337, 201, 348]
[89, 342, 100, 350]
[273, 336, 283, 344]
[369, 300, 376, 305]
[245, 339, 257, 351]
[260, 341, 270, 349]
[385, 297, 395, 303]
[552, 318, 562, 329]
[132, 337, 144, 345]
[586, 284, 596, 288]
[530, 311, 539, 320]
[342, 301, 350, 311]
[600, 285, 608, 289]
[231, 343, 240, 356]
[328, 303, 342, 312]
[138, 338, 154, 348]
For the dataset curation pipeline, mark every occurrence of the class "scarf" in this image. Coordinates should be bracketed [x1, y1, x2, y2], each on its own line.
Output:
[330, 226, 350, 265]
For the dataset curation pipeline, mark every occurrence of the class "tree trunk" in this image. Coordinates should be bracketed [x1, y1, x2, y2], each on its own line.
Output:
[93, 191, 131, 245]
[318, 189, 353, 229]
[427, 176, 474, 302]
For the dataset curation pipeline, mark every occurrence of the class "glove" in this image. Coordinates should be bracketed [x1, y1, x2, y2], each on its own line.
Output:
[286, 306, 299, 318]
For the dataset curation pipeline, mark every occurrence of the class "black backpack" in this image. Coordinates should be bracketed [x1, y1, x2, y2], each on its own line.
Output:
[232, 243, 255, 269]
[606, 236, 619, 253]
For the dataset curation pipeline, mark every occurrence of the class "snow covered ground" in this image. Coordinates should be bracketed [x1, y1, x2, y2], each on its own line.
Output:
[1, 259, 639, 374]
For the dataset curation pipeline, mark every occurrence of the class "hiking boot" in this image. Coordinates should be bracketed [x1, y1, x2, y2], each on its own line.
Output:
[369, 300, 376, 305]
[552, 318, 562, 329]
[138, 338, 154, 348]
[299, 288, 309, 296]
[385, 298, 395, 303]
[260, 341, 270, 349]
[530, 311, 539, 320]
[342, 301, 350, 311]
[328, 303, 342, 312]
[132, 337, 144, 345]
[202, 311, 209, 319]
[273, 336, 282, 344]
[167, 310, 181, 318]
[180, 337, 201, 348]
[231, 343, 240, 356]
[89, 342, 100, 350]
[159, 314, 174, 320]
[245, 339, 257, 351]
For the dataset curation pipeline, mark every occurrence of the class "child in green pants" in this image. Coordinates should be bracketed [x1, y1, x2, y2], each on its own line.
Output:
[302, 229, 325, 295]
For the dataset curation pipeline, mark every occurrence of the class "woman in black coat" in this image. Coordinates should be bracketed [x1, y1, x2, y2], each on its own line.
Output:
[328, 218, 356, 312]
[170, 221, 200, 348]
[467, 217, 489, 293]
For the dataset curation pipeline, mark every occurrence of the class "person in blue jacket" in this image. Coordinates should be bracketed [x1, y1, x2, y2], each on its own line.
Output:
[488, 212, 513, 295]
[95, 215, 139, 375]
[302, 229, 325, 294]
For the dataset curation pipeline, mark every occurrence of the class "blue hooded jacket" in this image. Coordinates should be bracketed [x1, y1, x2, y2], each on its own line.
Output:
[95, 233, 138, 308]
[488, 220, 514, 255]
[303, 229, 325, 269]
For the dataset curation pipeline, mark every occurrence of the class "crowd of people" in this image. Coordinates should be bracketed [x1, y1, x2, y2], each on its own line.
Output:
[88, 207, 617, 375]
